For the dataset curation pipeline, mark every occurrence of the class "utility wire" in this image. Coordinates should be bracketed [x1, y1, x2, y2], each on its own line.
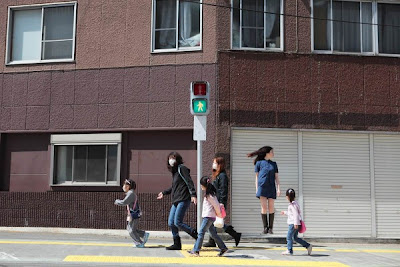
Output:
[181, 0, 400, 29]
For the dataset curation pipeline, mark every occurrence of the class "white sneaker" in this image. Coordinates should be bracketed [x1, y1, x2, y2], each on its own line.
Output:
[307, 244, 312, 255]
[281, 250, 293, 255]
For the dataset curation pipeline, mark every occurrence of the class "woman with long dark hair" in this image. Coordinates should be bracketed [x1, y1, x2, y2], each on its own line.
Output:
[247, 146, 280, 234]
[204, 156, 241, 247]
[157, 152, 198, 250]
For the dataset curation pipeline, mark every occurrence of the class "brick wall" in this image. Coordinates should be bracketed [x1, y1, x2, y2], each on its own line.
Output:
[0, 192, 197, 230]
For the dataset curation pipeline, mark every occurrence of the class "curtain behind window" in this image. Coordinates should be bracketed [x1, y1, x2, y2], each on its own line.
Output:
[155, 0, 177, 49]
[179, 0, 200, 47]
[333, 1, 360, 52]
[242, 0, 264, 48]
[265, 0, 280, 48]
[378, 3, 400, 54]
[313, 0, 331, 50]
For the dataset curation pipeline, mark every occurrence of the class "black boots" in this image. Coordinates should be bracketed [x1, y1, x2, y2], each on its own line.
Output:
[204, 226, 242, 247]
[268, 213, 275, 234]
[204, 236, 216, 247]
[166, 236, 181, 250]
[189, 229, 198, 240]
[261, 213, 268, 234]
[225, 225, 242, 247]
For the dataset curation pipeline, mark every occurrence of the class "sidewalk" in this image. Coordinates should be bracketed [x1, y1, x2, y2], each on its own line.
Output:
[1, 227, 398, 244]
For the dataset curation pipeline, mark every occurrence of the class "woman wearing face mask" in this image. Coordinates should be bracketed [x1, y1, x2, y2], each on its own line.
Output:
[204, 157, 242, 247]
[157, 152, 198, 250]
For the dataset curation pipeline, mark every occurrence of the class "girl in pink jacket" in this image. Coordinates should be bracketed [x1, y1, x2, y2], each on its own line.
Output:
[188, 176, 228, 257]
[281, 188, 312, 255]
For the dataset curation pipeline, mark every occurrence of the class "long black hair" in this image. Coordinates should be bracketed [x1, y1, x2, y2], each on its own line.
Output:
[200, 176, 216, 197]
[286, 188, 296, 202]
[247, 146, 273, 165]
[167, 151, 184, 173]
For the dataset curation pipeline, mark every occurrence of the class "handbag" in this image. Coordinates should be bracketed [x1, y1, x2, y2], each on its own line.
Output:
[299, 220, 306, 233]
[214, 217, 224, 228]
[127, 196, 141, 221]
[295, 203, 306, 233]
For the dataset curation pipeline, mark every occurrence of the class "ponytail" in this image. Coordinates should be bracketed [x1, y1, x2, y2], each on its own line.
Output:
[247, 146, 273, 165]
[200, 176, 216, 197]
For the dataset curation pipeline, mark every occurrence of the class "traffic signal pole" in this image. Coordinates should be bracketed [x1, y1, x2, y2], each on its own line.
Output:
[196, 138, 202, 232]
[190, 81, 209, 233]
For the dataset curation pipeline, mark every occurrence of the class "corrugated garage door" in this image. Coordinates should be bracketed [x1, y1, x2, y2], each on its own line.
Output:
[374, 135, 400, 238]
[302, 132, 372, 237]
[231, 130, 299, 235]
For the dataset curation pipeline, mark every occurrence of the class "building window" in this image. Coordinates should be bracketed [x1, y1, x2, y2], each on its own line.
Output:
[6, 2, 77, 65]
[232, 0, 283, 50]
[152, 0, 201, 52]
[50, 134, 121, 186]
[312, 0, 400, 55]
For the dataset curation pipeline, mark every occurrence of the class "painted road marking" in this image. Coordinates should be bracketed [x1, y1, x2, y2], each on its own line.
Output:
[362, 249, 400, 253]
[0, 252, 19, 260]
[64, 255, 349, 267]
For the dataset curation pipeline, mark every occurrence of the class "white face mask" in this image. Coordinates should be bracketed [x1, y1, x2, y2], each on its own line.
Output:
[169, 158, 176, 167]
[212, 163, 218, 170]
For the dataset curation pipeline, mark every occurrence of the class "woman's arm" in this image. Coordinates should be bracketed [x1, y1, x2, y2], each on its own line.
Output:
[255, 173, 258, 193]
[275, 173, 280, 197]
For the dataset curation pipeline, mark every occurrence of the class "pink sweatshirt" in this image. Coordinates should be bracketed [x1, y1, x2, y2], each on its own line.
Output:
[202, 194, 221, 218]
[283, 200, 302, 226]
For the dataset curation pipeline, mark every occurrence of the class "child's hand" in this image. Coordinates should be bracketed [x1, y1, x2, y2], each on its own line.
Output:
[294, 225, 299, 230]
[281, 211, 285, 215]
[157, 192, 163, 200]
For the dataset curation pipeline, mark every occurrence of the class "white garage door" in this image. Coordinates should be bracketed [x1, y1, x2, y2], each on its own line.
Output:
[231, 128, 400, 238]
[302, 132, 371, 237]
[374, 135, 400, 238]
[231, 130, 299, 235]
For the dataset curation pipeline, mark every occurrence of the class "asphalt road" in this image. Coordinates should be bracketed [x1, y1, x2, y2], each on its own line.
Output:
[0, 232, 399, 267]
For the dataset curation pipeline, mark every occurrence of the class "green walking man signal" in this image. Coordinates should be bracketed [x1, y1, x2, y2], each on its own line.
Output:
[190, 81, 210, 116]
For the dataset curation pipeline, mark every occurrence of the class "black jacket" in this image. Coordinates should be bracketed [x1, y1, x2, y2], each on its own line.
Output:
[212, 171, 229, 208]
[163, 164, 196, 205]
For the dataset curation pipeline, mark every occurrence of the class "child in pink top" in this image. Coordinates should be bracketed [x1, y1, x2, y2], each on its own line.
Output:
[188, 176, 228, 257]
[281, 188, 312, 256]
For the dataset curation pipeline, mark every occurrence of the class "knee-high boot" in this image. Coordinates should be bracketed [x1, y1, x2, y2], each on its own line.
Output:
[261, 213, 268, 234]
[225, 225, 242, 247]
[268, 213, 275, 234]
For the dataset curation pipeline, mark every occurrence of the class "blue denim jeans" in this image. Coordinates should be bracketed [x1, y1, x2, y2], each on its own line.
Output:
[168, 200, 193, 238]
[287, 224, 310, 253]
[193, 217, 227, 252]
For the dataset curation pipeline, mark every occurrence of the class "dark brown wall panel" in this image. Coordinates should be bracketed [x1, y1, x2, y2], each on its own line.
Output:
[0, 192, 196, 231]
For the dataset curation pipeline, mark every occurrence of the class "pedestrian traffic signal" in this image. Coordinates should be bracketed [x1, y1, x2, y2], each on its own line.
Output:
[190, 81, 210, 115]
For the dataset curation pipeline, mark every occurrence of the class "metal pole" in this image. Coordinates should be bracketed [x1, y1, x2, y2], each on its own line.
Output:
[197, 140, 202, 231]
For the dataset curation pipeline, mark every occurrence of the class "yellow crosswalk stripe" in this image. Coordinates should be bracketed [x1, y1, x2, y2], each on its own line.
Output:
[64, 255, 349, 267]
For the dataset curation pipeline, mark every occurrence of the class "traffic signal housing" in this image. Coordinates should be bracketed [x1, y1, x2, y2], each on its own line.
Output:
[190, 81, 210, 115]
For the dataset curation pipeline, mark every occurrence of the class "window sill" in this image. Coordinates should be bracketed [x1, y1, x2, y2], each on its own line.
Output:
[230, 47, 284, 52]
[151, 47, 202, 54]
[312, 50, 400, 58]
[6, 59, 75, 66]
[51, 182, 119, 187]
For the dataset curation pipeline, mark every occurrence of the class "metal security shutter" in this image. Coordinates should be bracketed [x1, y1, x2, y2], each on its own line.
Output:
[302, 132, 371, 237]
[231, 129, 299, 234]
[374, 135, 400, 238]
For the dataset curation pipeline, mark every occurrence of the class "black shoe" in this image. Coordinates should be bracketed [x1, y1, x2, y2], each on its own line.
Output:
[204, 238, 216, 247]
[262, 227, 269, 234]
[166, 236, 181, 250]
[218, 248, 228, 257]
[189, 229, 198, 240]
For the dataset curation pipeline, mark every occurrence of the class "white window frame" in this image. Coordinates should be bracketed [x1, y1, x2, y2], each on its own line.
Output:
[151, 0, 203, 53]
[50, 133, 122, 186]
[5, 1, 77, 65]
[231, 0, 284, 52]
[311, 0, 400, 57]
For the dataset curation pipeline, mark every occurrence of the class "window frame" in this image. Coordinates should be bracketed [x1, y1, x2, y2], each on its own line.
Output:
[5, 1, 77, 65]
[230, 0, 285, 52]
[311, 0, 400, 57]
[151, 0, 203, 53]
[50, 133, 122, 187]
